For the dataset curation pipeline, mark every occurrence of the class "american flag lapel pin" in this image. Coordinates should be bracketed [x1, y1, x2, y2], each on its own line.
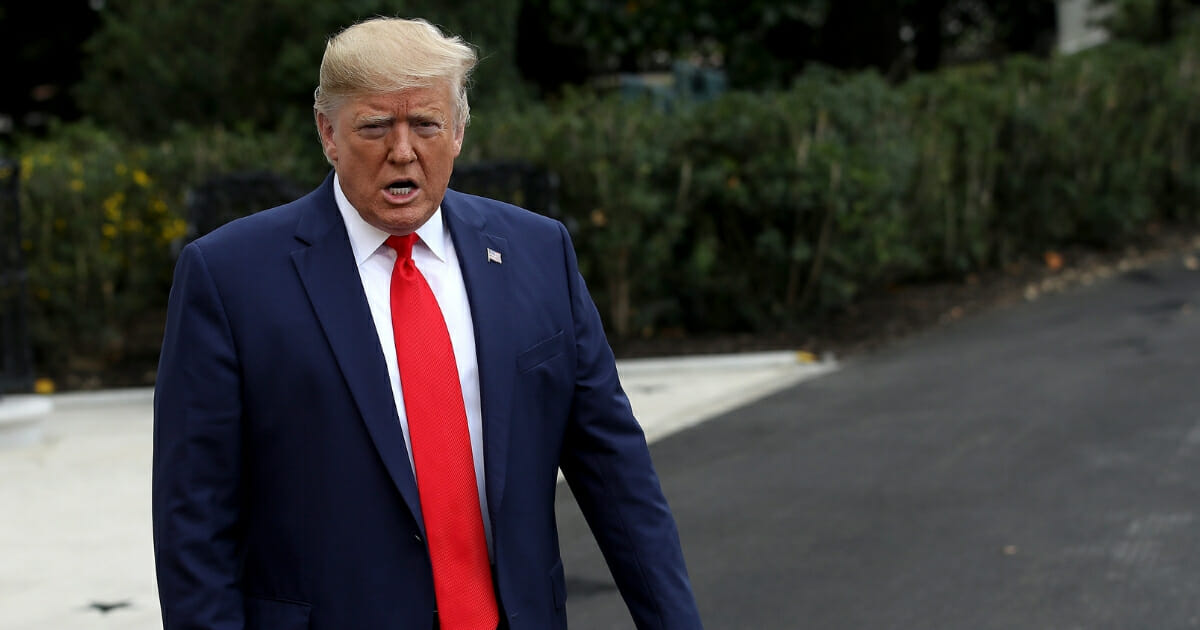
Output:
[487, 248, 503, 264]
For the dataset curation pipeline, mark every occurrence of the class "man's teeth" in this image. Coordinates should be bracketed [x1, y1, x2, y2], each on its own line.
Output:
[389, 186, 413, 195]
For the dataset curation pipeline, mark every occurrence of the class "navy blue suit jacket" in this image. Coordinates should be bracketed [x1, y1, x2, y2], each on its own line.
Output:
[152, 174, 702, 629]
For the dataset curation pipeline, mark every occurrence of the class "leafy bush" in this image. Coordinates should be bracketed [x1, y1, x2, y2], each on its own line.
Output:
[466, 29, 1200, 335]
[15, 122, 323, 384]
[17, 124, 184, 380]
[77, 0, 525, 140]
[10, 27, 1200, 386]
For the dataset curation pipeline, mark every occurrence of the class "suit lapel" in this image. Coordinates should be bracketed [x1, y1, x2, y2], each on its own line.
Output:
[443, 190, 515, 518]
[290, 175, 426, 536]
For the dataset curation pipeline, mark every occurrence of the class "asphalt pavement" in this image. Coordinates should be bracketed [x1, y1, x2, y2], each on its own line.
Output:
[559, 252, 1200, 629]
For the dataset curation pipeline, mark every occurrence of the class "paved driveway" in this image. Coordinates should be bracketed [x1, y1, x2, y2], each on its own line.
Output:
[560, 256, 1200, 629]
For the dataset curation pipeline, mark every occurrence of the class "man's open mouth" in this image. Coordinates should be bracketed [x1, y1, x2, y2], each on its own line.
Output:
[387, 180, 417, 196]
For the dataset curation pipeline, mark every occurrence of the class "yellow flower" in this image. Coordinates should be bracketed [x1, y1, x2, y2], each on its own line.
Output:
[101, 224, 118, 239]
[151, 198, 168, 214]
[132, 169, 151, 188]
[115, 163, 128, 176]
[161, 218, 188, 242]
[69, 159, 83, 175]
[20, 156, 34, 181]
[103, 192, 125, 222]
[69, 179, 85, 192]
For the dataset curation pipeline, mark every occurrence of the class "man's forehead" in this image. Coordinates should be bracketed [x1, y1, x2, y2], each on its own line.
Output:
[348, 86, 453, 113]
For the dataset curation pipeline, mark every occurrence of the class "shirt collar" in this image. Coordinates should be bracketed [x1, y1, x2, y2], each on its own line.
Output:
[333, 173, 448, 265]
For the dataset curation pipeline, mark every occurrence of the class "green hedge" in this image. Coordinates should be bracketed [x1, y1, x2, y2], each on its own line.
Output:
[12, 123, 324, 383]
[12, 31, 1200, 385]
[470, 32, 1199, 338]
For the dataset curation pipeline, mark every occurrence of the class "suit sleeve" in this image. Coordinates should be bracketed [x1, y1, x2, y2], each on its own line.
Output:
[152, 242, 246, 630]
[554, 223, 704, 630]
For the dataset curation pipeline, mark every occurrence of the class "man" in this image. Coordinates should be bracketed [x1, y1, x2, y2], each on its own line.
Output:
[152, 17, 703, 630]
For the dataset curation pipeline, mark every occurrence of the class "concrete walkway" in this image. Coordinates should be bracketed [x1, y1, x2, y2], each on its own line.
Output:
[0, 350, 835, 630]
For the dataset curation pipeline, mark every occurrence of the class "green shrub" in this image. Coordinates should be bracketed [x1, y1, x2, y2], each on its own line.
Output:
[17, 123, 184, 380]
[77, 0, 526, 139]
[15, 122, 324, 383]
[538, 93, 682, 338]
[11, 27, 1200, 386]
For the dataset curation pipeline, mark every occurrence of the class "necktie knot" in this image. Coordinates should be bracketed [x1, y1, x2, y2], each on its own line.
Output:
[385, 233, 418, 260]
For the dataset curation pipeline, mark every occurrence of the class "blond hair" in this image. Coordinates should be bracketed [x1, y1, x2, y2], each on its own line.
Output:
[314, 17, 477, 128]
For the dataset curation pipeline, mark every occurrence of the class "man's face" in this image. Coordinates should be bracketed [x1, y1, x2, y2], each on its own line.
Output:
[317, 84, 463, 235]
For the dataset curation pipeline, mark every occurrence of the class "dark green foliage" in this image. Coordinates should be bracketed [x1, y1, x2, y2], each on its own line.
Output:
[15, 122, 317, 380]
[515, 0, 1066, 94]
[480, 29, 1200, 336]
[14, 28, 1200, 382]
[1100, 0, 1200, 43]
[75, 0, 524, 140]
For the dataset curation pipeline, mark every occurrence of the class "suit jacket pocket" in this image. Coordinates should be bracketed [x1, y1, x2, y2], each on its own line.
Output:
[245, 596, 311, 630]
[517, 330, 565, 373]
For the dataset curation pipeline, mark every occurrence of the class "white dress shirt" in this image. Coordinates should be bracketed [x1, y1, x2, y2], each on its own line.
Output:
[333, 175, 492, 553]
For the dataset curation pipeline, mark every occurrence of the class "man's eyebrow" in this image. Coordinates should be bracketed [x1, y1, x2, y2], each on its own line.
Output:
[356, 114, 394, 126]
[408, 111, 445, 123]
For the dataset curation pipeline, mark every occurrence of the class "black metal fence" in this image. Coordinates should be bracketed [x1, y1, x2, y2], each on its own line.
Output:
[449, 161, 561, 221]
[0, 159, 34, 394]
[181, 170, 308, 252]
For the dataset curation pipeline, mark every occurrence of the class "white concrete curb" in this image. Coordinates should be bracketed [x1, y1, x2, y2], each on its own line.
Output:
[47, 387, 155, 409]
[616, 349, 830, 375]
[0, 394, 52, 449]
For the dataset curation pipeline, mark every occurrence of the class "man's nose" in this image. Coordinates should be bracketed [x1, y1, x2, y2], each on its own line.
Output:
[387, 128, 416, 163]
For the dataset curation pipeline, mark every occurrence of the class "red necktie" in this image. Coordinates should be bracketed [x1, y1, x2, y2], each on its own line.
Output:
[386, 234, 499, 630]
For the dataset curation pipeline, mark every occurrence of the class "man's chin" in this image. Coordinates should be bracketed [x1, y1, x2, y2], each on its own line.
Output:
[365, 205, 437, 236]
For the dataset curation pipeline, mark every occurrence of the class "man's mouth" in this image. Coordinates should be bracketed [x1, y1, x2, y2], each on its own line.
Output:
[386, 180, 417, 196]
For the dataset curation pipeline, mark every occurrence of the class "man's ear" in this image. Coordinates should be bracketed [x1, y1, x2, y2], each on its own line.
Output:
[452, 123, 464, 157]
[315, 110, 338, 164]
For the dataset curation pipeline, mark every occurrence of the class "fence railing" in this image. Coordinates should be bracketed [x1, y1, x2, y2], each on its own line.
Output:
[181, 170, 308, 253]
[449, 161, 562, 221]
[0, 159, 34, 394]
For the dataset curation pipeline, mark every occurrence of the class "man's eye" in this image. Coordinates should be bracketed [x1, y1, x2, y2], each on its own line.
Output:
[414, 121, 442, 135]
